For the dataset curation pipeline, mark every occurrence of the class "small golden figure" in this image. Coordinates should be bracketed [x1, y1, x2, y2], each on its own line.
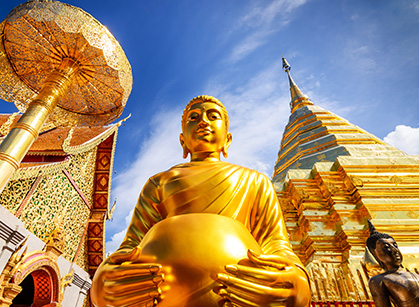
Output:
[91, 95, 310, 307]
[367, 220, 419, 307]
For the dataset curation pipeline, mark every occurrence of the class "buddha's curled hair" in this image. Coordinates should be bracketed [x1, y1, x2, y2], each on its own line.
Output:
[366, 220, 393, 253]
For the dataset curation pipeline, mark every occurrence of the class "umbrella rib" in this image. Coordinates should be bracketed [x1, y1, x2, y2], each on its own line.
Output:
[5, 39, 61, 62]
[7, 56, 59, 66]
[82, 63, 124, 69]
[42, 19, 68, 58]
[70, 29, 82, 59]
[67, 71, 85, 112]
[20, 15, 56, 50]
[77, 50, 104, 65]
[61, 30, 71, 61]
[83, 70, 119, 81]
[82, 80, 103, 113]
[7, 21, 62, 62]
[86, 73, 123, 95]
[74, 41, 91, 65]
[74, 34, 91, 63]
[20, 15, 63, 60]
[78, 62, 119, 78]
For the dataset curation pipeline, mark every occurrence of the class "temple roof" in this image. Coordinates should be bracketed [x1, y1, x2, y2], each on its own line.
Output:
[0, 113, 123, 180]
[272, 58, 406, 183]
[0, 114, 115, 155]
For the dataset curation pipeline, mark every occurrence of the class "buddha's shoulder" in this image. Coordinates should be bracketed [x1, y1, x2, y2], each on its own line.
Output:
[150, 161, 268, 184]
[369, 273, 386, 289]
[369, 271, 408, 288]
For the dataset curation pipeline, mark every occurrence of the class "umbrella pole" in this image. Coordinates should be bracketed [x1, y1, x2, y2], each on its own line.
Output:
[0, 58, 79, 193]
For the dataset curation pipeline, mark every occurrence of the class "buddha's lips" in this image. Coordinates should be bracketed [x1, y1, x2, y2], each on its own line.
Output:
[196, 128, 212, 134]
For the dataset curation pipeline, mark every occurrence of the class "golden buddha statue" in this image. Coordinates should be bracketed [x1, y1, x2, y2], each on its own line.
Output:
[91, 95, 310, 307]
[367, 221, 419, 307]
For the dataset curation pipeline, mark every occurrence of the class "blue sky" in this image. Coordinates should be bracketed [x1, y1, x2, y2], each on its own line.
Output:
[1, 0, 419, 254]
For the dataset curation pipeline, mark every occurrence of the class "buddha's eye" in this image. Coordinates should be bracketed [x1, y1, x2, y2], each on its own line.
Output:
[188, 113, 199, 121]
[208, 111, 221, 120]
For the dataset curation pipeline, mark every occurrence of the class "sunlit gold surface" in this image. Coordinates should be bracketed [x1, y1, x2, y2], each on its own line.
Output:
[139, 214, 262, 306]
[91, 97, 310, 307]
[1, 0, 132, 126]
[0, 58, 78, 192]
[273, 58, 419, 305]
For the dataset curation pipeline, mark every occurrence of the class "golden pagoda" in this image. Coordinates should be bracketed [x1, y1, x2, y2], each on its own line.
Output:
[273, 57, 419, 305]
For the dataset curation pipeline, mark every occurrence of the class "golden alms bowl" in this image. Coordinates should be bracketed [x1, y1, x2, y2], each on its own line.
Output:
[139, 213, 262, 307]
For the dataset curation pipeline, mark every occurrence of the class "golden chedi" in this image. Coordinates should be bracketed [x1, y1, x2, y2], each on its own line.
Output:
[91, 95, 310, 307]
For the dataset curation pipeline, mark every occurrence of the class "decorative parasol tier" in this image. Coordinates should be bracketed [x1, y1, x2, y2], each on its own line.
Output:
[0, 0, 132, 193]
[0, 0, 132, 126]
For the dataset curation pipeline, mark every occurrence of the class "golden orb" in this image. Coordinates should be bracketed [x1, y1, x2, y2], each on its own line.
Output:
[139, 213, 262, 307]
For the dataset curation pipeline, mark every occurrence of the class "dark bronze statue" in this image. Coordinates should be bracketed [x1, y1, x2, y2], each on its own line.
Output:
[366, 220, 419, 307]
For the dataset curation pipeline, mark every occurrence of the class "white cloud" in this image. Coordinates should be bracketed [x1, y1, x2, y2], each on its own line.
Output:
[343, 42, 377, 73]
[230, 32, 269, 62]
[106, 228, 128, 256]
[383, 125, 419, 155]
[238, 0, 307, 29]
[229, 0, 309, 62]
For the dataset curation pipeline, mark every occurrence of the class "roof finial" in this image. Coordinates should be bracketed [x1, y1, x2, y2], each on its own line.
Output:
[281, 55, 313, 113]
[282, 55, 291, 72]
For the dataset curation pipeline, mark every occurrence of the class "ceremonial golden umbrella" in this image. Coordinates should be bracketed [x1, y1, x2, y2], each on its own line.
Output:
[0, 0, 132, 192]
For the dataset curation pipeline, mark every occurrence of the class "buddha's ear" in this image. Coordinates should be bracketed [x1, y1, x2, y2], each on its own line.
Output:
[179, 133, 189, 159]
[222, 132, 232, 158]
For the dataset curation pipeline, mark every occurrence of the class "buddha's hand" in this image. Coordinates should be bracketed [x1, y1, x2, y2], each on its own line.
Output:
[216, 249, 310, 307]
[91, 246, 164, 307]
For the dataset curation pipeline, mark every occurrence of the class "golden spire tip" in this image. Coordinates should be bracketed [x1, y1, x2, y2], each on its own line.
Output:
[282, 56, 291, 73]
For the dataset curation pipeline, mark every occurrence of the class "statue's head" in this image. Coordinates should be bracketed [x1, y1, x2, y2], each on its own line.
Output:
[366, 220, 402, 270]
[180, 95, 232, 161]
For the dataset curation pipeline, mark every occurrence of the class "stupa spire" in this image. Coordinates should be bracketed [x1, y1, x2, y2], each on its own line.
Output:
[282, 56, 313, 113]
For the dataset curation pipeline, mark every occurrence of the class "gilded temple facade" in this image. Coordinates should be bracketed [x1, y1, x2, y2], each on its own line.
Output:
[0, 114, 121, 307]
[273, 58, 419, 305]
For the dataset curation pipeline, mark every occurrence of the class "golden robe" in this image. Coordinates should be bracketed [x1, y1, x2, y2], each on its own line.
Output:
[119, 161, 298, 263]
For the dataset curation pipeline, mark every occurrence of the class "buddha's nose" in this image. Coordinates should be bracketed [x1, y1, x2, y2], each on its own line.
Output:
[198, 114, 210, 126]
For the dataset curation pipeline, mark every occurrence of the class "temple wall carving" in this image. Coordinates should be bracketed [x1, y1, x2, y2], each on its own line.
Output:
[0, 205, 91, 307]
[0, 148, 97, 270]
[0, 120, 120, 306]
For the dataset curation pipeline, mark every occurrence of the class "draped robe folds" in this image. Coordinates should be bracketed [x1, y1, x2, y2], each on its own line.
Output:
[119, 161, 301, 265]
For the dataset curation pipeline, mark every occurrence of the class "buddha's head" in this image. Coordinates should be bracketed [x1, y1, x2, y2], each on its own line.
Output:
[180, 95, 232, 161]
[366, 220, 402, 271]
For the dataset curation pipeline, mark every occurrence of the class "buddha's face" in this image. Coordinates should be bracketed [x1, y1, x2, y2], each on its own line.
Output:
[180, 101, 231, 157]
[374, 237, 403, 269]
